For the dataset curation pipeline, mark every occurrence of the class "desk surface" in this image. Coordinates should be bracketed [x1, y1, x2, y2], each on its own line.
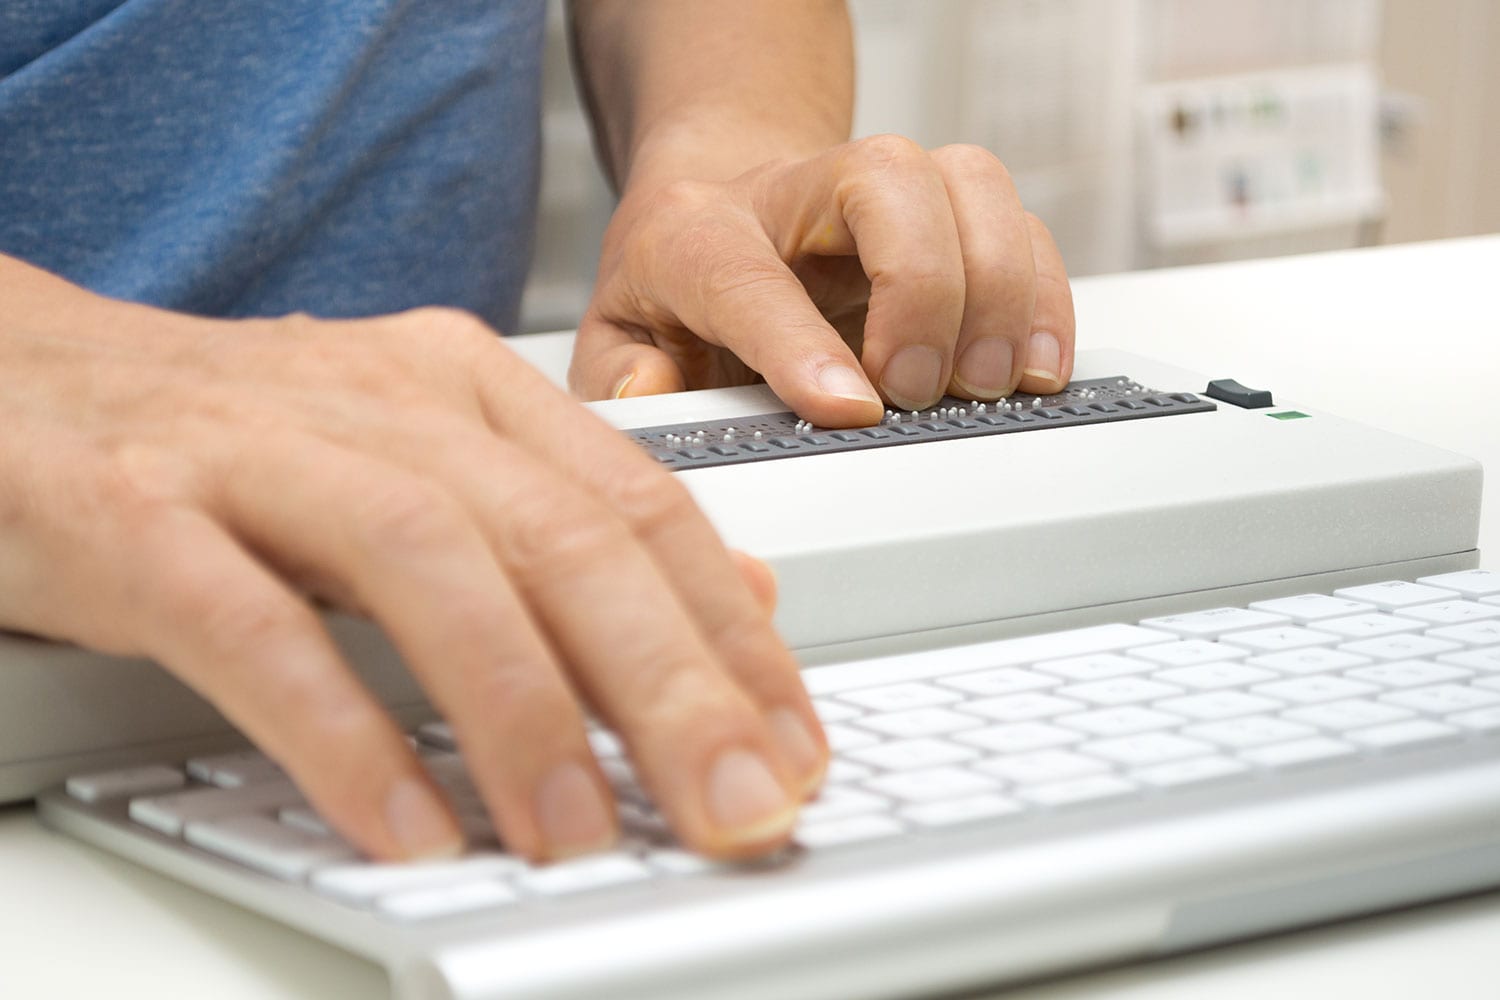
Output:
[4, 236, 1498, 999]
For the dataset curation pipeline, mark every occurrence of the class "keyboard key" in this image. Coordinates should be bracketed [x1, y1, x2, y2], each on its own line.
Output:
[1282, 698, 1415, 732]
[1427, 621, 1500, 647]
[586, 730, 625, 759]
[1345, 720, 1459, 751]
[1346, 660, 1472, 688]
[1133, 755, 1250, 789]
[1251, 676, 1378, 705]
[375, 880, 521, 922]
[826, 760, 875, 784]
[806, 623, 1170, 695]
[1221, 626, 1339, 652]
[1082, 732, 1214, 767]
[278, 806, 333, 837]
[186, 750, 283, 789]
[1417, 569, 1500, 597]
[1153, 662, 1278, 690]
[1338, 634, 1462, 661]
[646, 849, 739, 877]
[1138, 607, 1288, 638]
[184, 815, 356, 880]
[1057, 677, 1182, 706]
[1184, 716, 1315, 749]
[1379, 684, 1500, 716]
[1315, 614, 1426, 639]
[517, 854, 653, 897]
[311, 855, 526, 905]
[939, 667, 1057, 697]
[1439, 648, 1500, 672]
[958, 722, 1081, 754]
[1034, 653, 1157, 681]
[847, 739, 977, 772]
[976, 750, 1108, 785]
[864, 767, 999, 804]
[838, 682, 960, 713]
[964, 693, 1084, 722]
[1056, 706, 1182, 737]
[822, 725, 880, 753]
[853, 708, 984, 739]
[1016, 775, 1136, 808]
[795, 815, 906, 848]
[1131, 640, 1246, 667]
[902, 794, 1022, 829]
[797, 787, 892, 824]
[1334, 581, 1459, 609]
[416, 721, 456, 751]
[129, 779, 305, 837]
[1156, 691, 1283, 721]
[66, 765, 186, 804]
[812, 698, 862, 724]
[1447, 707, 1500, 733]
[1249, 594, 1374, 622]
[1239, 738, 1355, 770]
[1395, 601, 1500, 625]
[1247, 648, 1371, 675]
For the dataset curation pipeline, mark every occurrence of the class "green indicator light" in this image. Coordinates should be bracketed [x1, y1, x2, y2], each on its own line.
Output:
[1268, 411, 1310, 421]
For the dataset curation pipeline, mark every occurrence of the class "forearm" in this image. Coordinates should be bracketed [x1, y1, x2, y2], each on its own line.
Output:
[567, 0, 854, 191]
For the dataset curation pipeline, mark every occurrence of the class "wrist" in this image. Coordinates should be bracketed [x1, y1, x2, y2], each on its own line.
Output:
[621, 115, 847, 196]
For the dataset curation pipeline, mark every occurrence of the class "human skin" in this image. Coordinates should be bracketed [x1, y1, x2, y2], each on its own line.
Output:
[566, 0, 1076, 420]
[0, 0, 1073, 865]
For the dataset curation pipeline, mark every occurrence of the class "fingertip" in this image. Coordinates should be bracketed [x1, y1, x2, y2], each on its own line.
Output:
[1017, 330, 1067, 394]
[384, 775, 465, 860]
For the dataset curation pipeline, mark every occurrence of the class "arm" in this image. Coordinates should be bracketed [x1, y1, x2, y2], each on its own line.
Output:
[569, 0, 854, 190]
[566, 0, 1077, 427]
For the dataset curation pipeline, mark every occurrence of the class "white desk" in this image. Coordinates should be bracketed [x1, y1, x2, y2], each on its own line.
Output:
[4, 236, 1498, 998]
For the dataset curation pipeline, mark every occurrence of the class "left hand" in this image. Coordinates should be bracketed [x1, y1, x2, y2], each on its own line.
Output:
[569, 135, 1075, 427]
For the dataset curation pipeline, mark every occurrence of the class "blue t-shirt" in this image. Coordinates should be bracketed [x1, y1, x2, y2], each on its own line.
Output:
[0, 0, 546, 332]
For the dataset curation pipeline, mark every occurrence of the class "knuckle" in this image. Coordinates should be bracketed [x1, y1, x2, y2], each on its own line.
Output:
[176, 579, 308, 661]
[852, 133, 926, 172]
[646, 178, 716, 218]
[353, 480, 471, 554]
[604, 464, 698, 539]
[935, 143, 1012, 184]
[406, 306, 497, 351]
[500, 491, 630, 577]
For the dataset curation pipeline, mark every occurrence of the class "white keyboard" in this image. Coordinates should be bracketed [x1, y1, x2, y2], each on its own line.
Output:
[39, 570, 1500, 998]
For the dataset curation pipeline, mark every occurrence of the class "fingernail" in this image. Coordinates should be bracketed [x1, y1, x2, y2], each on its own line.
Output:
[816, 364, 881, 405]
[953, 337, 1016, 399]
[766, 707, 826, 794]
[535, 760, 616, 858]
[879, 346, 945, 410]
[611, 372, 636, 399]
[1023, 331, 1062, 384]
[386, 778, 464, 859]
[706, 747, 796, 842]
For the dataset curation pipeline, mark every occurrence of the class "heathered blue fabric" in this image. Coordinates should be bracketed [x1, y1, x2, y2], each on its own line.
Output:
[0, 0, 547, 333]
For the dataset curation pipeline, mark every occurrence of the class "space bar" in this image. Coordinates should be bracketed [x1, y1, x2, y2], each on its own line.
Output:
[804, 623, 1171, 694]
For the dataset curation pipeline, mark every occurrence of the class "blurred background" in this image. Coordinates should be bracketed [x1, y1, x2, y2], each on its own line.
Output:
[518, 0, 1500, 333]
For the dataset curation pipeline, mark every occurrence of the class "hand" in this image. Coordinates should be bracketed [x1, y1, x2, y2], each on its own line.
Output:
[0, 258, 827, 862]
[569, 135, 1076, 427]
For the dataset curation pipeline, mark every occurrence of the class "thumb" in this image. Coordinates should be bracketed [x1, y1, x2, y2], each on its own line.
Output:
[568, 314, 686, 400]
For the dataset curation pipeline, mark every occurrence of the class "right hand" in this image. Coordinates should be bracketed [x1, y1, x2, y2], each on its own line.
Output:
[0, 257, 827, 862]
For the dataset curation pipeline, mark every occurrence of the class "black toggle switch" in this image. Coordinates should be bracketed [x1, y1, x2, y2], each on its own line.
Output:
[1205, 378, 1274, 409]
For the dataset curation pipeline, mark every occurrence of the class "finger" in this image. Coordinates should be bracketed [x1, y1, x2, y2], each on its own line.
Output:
[122, 504, 463, 862]
[602, 181, 884, 427]
[731, 550, 778, 617]
[212, 431, 617, 862]
[1014, 212, 1077, 395]
[467, 347, 830, 804]
[929, 145, 1037, 401]
[568, 312, 687, 401]
[760, 136, 967, 412]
